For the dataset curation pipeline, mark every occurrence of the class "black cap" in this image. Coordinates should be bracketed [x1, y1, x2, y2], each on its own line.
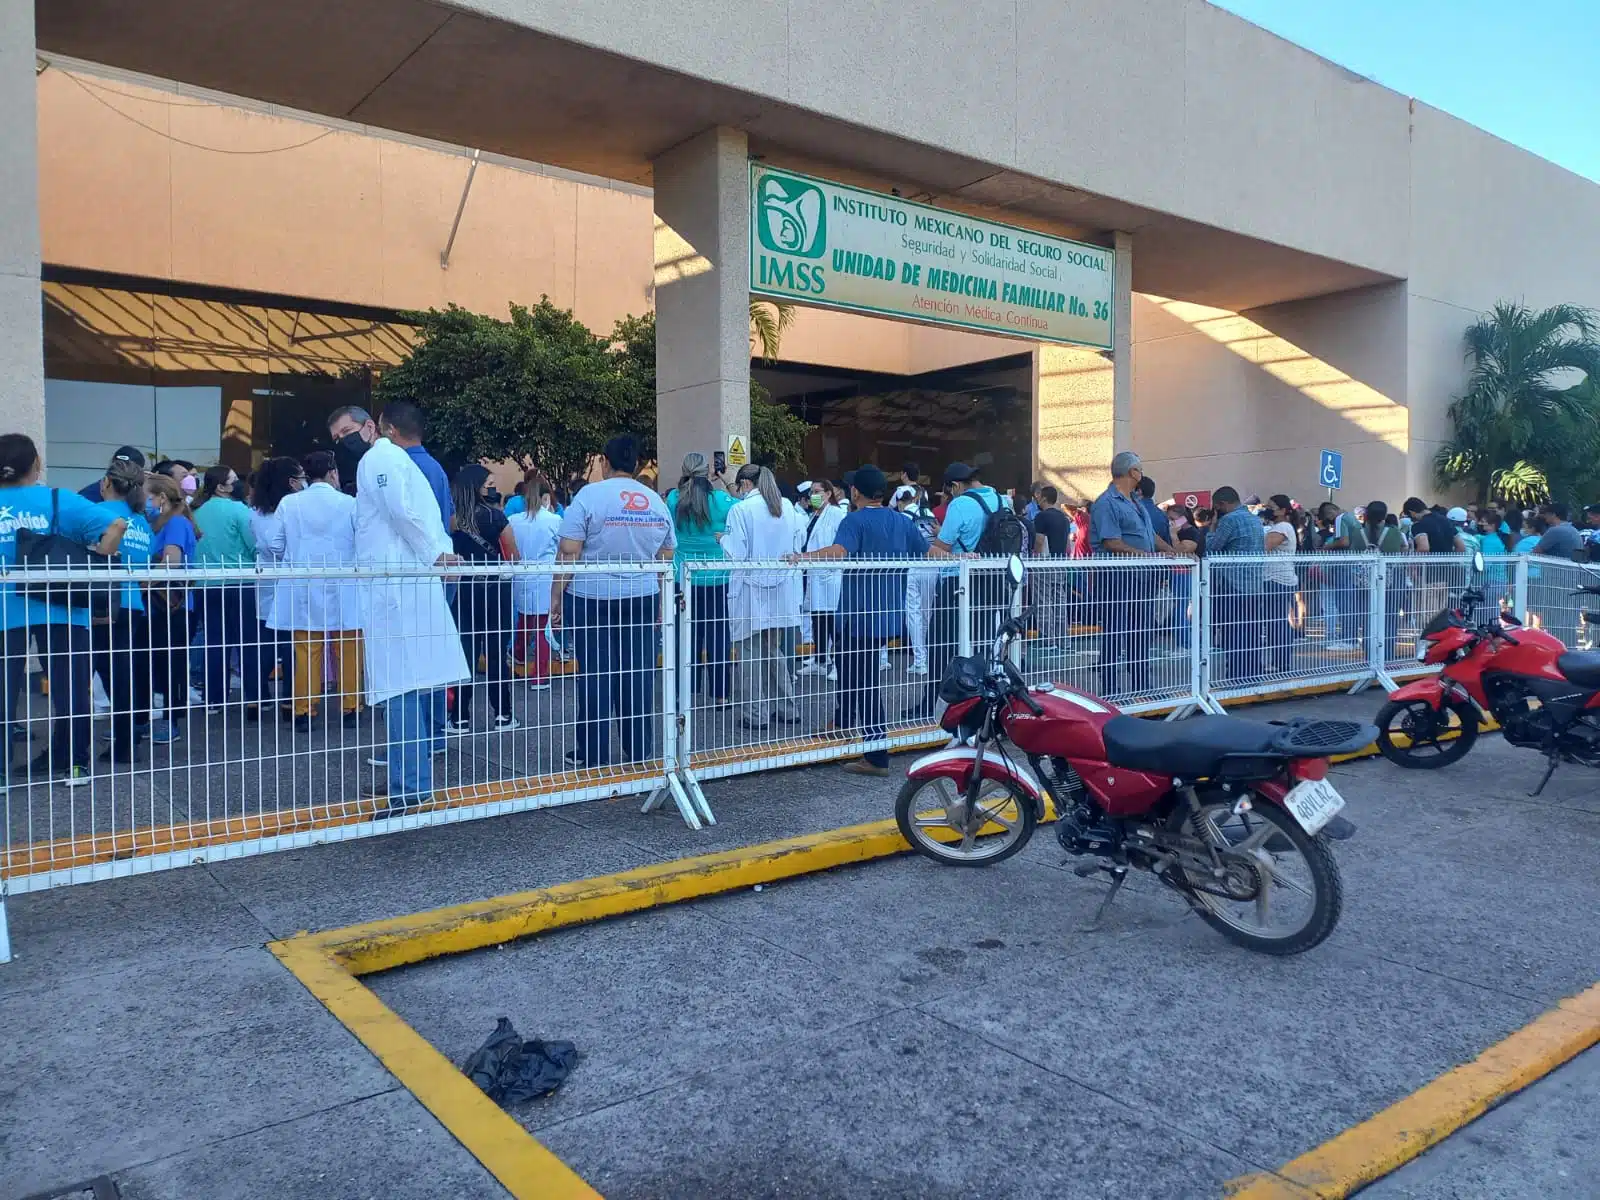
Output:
[112, 445, 146, 469]
[944, 462, 977, 484]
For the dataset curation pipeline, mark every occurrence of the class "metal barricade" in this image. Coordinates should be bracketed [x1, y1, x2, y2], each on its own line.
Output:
[1018, 557, 1202, 716]
[1519, 555, 1600, 649]
[677, 558, 953, 810]
[1202, 551, 1385, 706]
[0, 559, 676, 959]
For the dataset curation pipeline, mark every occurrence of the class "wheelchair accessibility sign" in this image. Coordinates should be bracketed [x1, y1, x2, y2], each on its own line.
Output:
[1319, 449, 1343, 491]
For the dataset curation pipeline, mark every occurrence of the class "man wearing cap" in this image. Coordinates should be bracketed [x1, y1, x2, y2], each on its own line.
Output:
[787, 465, 927, 775]
[1088, 451, 1166, 697]
[78, 447, 146, 503]
[920, 462, 1006, 713]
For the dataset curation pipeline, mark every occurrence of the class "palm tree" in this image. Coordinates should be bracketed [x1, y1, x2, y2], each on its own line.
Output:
[1434, 302, 1600, 506]
[749, 299, 796, 363]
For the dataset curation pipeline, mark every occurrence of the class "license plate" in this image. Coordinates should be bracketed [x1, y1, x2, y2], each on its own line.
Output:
[1283, 778, 1346, 835]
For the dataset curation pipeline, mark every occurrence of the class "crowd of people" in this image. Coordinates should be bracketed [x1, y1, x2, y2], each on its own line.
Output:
[4, 409, 1599, 799]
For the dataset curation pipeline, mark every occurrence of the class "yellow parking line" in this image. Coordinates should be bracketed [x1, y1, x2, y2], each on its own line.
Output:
[1225, 981, 1600, 1198]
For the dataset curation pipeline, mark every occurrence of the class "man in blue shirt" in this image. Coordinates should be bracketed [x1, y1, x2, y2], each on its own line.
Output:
[917, 461, 1010, 714]
[1088, 451, 1165, 698]
[374, 401, 452, 537]
[1207, 486, 1266, 682]
[76, 446, 145, 503]
[789, 464, 927, 775]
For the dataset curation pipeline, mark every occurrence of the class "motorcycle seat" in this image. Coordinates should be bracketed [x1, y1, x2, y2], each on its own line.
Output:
[1101, 715, 1285, 778]
[1558, 651, 1600, 689]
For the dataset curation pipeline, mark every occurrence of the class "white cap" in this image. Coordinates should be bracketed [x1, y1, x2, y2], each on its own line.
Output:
[796, 480, 812, 495]
[892, 484, 918, 505]
[1446, 506, 1469, 523]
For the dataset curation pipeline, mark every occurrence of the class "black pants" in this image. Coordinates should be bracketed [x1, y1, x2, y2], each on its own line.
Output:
[570, 592, 658, 766]
[3, 623, 93, 773]
[145, 601, 193, 714]
[811, 611, 836, 663]
[692, 582, 731, 702]
[91, 608, 151, 754]
[1096, 571, 1152, 696]
[838, 633, 889, 766]
[1214, 584, 1264, 683]
[450, 626, 513, 724]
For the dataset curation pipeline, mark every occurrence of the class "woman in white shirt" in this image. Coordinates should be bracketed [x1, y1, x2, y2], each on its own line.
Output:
[797, 479, 846, 681]
[510, 473, 563, 691]
[1262, 494, 1299, 676]
[723, 464, 804, 729]
[247, 457, 303, 721]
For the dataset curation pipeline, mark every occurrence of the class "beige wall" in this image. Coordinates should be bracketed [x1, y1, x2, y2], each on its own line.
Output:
[1128, 283, 1409, 505]
[36, 68, 652, 334]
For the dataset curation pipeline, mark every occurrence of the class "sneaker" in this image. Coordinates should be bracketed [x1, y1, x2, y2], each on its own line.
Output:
[907, 663, 930, 678]
[228, 671, 243, 693]
[493, 714, 522, 732]
[843, 760, 889, 777]
[342, 710, 361, 727]
[62, 765, 92, 788]
[292, 714, 314, 732]
[188, 686, 205, 707]
[366, 755, 388, 769]
[1323, 640, 1355, 652]
[442, 720, 471, 737]
[150, 720, 181, 745]
[878, 652, 892, 671]
[796, 660, 828, 678]
[527, 680, 552, 692]
[825, 664, 838, 683]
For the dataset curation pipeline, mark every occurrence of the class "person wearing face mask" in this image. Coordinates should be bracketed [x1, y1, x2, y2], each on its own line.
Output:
[327, 406, 380, 498]
[798, 478, 846, 681]
[723, 464, 805, 729]
[190, 463, 262, 713]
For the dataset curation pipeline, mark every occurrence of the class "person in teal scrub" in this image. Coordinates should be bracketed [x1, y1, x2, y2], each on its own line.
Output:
[91, 457, 155, 763]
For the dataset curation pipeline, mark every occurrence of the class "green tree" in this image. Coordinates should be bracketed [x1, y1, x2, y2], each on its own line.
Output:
[374, 299, 622, 484]
[1434, 302, 1600, 506]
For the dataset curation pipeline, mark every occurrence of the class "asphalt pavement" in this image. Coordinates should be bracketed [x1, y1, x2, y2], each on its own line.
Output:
[2, 691, 1596, 1200]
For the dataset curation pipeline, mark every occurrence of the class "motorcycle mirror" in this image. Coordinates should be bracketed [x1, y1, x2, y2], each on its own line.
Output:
[1007, 554, 1025, 587]
[1472, 548, 1485, 574]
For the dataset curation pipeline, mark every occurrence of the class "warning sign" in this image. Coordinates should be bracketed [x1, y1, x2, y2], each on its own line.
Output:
[726, 434, 748, 467]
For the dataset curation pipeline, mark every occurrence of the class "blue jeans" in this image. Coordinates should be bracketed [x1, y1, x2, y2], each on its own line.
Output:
[199, 585, 261, 704]
[570, 592, 658, 766]
[385, 688, 447, 800]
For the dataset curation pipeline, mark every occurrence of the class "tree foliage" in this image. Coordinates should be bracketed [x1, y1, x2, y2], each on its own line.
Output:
[377, 298, 813, 483]
[1434, 302, 1600, 506]
[374, 300, 623, 484]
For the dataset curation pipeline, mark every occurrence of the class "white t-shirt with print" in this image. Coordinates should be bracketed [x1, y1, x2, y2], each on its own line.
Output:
[559, 476, 676, 599]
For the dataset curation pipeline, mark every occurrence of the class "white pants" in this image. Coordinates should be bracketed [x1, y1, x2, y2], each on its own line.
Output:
[905, 571, 936, 667]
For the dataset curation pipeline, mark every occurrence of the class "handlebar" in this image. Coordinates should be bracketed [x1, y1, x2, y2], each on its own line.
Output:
[1002, 658, 1045, 715]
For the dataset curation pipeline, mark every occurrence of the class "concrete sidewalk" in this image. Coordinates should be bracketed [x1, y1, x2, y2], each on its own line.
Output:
[2, 691, 1596, 1199]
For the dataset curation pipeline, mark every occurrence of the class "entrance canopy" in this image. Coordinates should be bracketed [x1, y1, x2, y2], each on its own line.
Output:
[39, 0, 1397, 314]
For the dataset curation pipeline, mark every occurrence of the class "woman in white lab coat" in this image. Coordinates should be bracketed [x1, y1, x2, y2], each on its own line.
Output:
[509, 473, 563, 690]
[797, 479, 846, 681]
[246, 457, 302, 720]
[723, 465, 804, 729]
[354, 415, 469, 807]
[271, 450, 364, 724]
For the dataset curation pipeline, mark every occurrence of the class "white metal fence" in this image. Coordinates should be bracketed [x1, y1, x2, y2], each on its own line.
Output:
[3, 550, 1593, 961]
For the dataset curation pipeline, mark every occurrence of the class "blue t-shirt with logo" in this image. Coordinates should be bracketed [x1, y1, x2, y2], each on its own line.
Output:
[98, 499, 153, 613]
[0, 485, 118, 630]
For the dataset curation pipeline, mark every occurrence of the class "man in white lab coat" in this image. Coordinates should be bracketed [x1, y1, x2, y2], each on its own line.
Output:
[355, 401, 470, 812]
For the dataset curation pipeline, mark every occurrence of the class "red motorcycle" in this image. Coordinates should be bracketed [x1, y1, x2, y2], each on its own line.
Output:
[895, 563, 1376, 955]
[1376, 565, 1600, 793]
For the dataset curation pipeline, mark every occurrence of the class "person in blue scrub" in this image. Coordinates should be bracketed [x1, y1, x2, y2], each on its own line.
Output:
[0, 434, 129, 785]
[91, 458, 156, 764]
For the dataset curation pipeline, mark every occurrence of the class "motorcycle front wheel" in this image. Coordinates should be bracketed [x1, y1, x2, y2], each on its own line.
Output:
[1375, 698, 1479, 768]
[1176, 800, 1343, 955]
[895, 774, 1037, 866]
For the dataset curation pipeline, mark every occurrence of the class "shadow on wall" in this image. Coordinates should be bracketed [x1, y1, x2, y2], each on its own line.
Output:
[1131, 283, 1409, 504]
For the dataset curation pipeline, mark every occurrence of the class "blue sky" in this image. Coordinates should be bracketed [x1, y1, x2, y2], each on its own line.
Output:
[1212, 0, 1600, 182]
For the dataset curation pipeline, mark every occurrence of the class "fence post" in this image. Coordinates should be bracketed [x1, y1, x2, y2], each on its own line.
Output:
[1008, 565, 1025, 671]
[957, 560, 973, 657]
[1196, 557, 1224, 713]
[1369, 556, 1398, 692]
[1513, 554, 1529, 623]
[645, 568, 706, 829]
[0, 882, 10, 965]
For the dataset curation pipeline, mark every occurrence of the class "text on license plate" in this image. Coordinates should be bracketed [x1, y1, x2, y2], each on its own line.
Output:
[1283, 778, 1345, 835]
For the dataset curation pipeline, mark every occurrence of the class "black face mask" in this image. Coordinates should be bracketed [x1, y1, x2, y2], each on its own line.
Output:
[333, 432, 370, 492]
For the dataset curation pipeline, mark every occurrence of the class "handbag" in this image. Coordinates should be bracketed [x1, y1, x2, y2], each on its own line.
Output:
[13, 489, 119, 616]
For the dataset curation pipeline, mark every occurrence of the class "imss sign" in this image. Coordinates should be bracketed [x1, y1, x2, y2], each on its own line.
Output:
[750, 164, 1114, 350]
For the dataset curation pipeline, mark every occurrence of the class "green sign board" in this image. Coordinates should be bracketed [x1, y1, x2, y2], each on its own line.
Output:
[750, 163, 1114, 349]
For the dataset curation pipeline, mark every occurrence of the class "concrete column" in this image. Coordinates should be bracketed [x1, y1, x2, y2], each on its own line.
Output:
[1112, 230, 1133, 453]
[653, 127, 750, 483]
[0, 0, 44, 446]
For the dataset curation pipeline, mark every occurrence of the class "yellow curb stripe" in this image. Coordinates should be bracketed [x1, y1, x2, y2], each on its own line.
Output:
[269, 937, 601, 1200]
[1225, 981, 1600, 1199]
[310, 818, 917, 976]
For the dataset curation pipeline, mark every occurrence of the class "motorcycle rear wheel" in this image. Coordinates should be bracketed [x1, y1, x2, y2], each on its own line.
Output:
[895, 774, 1037, 866]
[1176, 800, 1342, 955]
[1375, 698, 1478, 768]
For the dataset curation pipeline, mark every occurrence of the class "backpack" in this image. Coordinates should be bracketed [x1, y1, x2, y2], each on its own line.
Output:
[906, 489, 941, 545]
[970, 491, 1027, 557]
